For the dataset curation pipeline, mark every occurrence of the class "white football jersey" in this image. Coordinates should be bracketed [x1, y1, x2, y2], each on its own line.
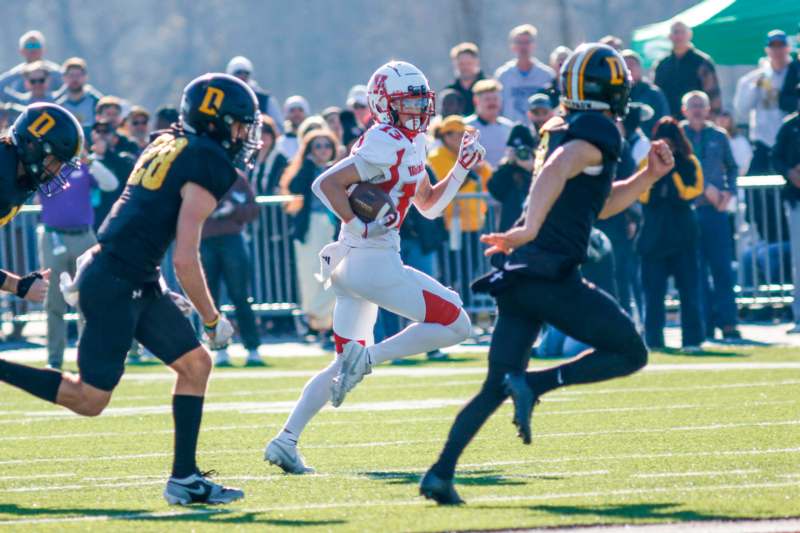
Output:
[340, 124, 428, 250]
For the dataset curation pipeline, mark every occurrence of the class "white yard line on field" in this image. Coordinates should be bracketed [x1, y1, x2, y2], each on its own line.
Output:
[0, 480, 798, 526]
[0, 421, 798, 468]
[632, 469, 761, 478]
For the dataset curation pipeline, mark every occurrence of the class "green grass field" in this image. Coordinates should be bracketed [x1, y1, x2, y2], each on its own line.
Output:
[0, 346, 798, 531]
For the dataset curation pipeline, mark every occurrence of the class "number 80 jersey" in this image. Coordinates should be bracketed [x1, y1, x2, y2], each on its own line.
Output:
[342, 123, 428, 250]
[98, 130, 237, 283]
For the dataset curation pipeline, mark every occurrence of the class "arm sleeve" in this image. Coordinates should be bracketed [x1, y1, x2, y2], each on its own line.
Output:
[89, 159, 119, 192]
[733, 74, 757, 126]
[673, 155, 704, 200]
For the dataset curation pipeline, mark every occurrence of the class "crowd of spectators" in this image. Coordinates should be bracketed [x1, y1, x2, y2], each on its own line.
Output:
[1, 20, 800, 364]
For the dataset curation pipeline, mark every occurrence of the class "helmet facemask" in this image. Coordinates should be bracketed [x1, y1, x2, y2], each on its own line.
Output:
[224, 114, 263, 170]
[389, 87, 435, 133]
[18, 140, 77, 198]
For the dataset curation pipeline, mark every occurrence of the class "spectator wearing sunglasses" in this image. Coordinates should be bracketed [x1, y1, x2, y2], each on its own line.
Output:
[126, 106, 151, 152]
[55, 57, 103, 127]
[280, 129, 339, 348]
[4, 62, 55, 105]
[0, 30, 62, 99]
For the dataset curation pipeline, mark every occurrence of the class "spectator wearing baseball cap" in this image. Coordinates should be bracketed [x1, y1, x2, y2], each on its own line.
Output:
[55, 57, 103, 127]
[443, 42, 485, 116]
[623, 49, 669, 137]
[226, 55, 283, 133]
[488, 124, 536, 232]
[0, 30, 63, 98]
[734, 29, 793, 176]
[276, 95, 311, 159]
[527, 93, 554, 142]
[346, 84, 371, 128]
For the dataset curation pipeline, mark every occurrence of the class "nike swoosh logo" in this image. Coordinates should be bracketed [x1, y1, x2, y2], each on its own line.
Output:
[503, 261, 527, 271]
[177, 481, 211, 497]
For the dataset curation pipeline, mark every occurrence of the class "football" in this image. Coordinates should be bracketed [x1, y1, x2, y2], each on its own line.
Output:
[348, 182, 396, 223]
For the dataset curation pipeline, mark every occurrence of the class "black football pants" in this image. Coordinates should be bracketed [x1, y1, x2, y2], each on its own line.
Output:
[431, 271, 647, 480]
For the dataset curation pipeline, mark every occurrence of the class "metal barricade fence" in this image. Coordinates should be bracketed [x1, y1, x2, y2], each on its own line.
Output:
[0, 178, 793, 329]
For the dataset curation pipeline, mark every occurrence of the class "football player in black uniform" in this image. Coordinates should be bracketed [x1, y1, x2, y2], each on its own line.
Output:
[0, 102, 83, 303]
[420, 44, 675, 505]
[0, 73, 262, 505]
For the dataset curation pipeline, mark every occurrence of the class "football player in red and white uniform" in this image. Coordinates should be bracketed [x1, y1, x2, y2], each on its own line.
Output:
[265, 61, 485, 474]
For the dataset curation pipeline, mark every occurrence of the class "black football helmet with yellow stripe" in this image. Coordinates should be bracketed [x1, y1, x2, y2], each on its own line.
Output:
[180, 73, 261, 169]
[11, 102, 83, 197]
[560, 43, 631, 118]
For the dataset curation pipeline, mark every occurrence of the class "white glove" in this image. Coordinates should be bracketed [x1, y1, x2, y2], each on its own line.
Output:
[59, 249, 95, 307]
[342, 212, 396, 239]
[453, 129, 486, 182]
[203, 314, 234, 350]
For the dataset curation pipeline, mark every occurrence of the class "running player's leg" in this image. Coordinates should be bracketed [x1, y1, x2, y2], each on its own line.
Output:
[338, 249, 471, 364]
[266, 288, 377, 473]
[429, 291, 541, 482]
[0, 258, 129, 416]
[135, 289, 243, 504]
[524, 273, 647, 397]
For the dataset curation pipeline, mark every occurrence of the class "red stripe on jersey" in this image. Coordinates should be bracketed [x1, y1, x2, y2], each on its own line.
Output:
[422, 290, 460, 326]
[396, 182, 417, 227]
[333, 333, 366, 354]
[378, 149, 405, 194]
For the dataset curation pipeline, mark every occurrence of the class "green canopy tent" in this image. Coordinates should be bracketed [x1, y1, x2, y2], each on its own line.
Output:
[631, 0, 800, 67]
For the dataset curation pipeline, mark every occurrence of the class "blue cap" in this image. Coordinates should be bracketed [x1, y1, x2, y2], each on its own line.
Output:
[766, 30, 788, 46]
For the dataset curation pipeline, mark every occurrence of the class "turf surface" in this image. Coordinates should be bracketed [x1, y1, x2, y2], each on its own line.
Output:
[0, 346, 797, 531]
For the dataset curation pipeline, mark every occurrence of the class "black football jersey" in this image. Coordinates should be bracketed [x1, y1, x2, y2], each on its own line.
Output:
[98, 130, 236, 282]
[504, 112, 622, 278]
[0, 143, 35, 227]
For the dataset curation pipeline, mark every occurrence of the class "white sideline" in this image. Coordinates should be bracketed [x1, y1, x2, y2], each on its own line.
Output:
[0, 480, 797, 526]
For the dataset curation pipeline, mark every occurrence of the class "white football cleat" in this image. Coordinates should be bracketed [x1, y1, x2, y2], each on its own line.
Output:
[265, 438, 315, 475]
[331, 341, 372, 408]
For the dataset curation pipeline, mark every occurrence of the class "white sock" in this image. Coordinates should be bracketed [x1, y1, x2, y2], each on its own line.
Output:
[279, 358, 342, 441]
[369, 311, 471, 365]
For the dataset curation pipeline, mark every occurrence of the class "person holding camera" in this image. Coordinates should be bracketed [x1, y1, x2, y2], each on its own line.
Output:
[89, 117, 136, 230]
[487, 124, 536, 232]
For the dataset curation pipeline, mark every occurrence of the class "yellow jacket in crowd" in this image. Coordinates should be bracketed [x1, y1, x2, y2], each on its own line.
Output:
[427, 145, 492, 232]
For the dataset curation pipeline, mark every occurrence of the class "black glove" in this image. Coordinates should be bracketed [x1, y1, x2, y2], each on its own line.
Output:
[16, 271, 43, 298]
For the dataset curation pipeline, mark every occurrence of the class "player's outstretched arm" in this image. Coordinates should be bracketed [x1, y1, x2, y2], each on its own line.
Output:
[414, 130, 485, 219]
[174, 183, 220, 325]
[482, 139, 601, 256]
[598, 140, 674, 220]
[0, 268, 50, 302]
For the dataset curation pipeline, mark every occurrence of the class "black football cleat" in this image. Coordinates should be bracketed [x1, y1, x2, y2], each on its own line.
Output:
[419, 470, 464, 505]
[503, 372, 537, 445]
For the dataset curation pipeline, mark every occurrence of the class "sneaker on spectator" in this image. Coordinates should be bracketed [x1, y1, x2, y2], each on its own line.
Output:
[682, 345, 703, 354]
[721, 326, 741, 340]
[245, 350, 266, 367]
[787, 323, 800, 335]
[215, 349, 233, 367]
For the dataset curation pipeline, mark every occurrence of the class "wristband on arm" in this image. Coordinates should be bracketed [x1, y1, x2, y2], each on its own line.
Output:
[16, 272, 43, 298]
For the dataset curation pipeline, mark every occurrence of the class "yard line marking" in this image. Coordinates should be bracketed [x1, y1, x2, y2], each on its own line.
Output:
[0, 480, 798, 526]
[0, 473, 75, 481]
[632, 469, 760, 478]
[0, 399, 798, 432]
[103, 361, 800, 384]
[0, 425, 798, 468]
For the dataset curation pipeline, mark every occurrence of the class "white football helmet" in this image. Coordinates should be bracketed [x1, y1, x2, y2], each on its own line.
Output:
[366, 61, 435, 134]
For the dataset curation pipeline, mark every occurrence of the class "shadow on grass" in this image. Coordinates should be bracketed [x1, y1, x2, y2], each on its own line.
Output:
[362, 469, 525, 487]
[527, 502, 735, 522]
[656, 347, 749, 357]
[389, 355, 478, 366]
[0, 504, 345, 527]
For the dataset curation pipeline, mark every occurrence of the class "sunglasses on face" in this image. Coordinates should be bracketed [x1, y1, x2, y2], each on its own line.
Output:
[311, 142, 334, 150]
[29, 78, 47, 85]
[23, 42, 42, 50]
[234, 70, 251, 77]
[130, 120, 148, 126]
